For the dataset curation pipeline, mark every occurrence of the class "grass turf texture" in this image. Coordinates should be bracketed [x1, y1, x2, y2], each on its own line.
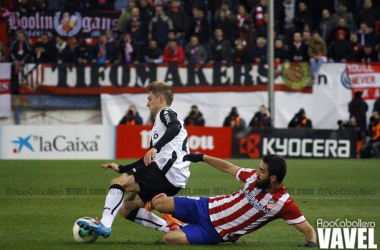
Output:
[0, 159, 379, 250]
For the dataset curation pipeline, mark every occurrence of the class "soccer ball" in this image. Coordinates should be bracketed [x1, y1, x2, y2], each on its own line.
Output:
[73, 217, 99, 243]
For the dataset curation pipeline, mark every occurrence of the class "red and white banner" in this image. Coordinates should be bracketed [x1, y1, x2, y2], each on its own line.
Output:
[116, 126, 232, 159]
[0, 63, 12, 117]
[19, 63, 312, 95]
[346, 63, 380, 100]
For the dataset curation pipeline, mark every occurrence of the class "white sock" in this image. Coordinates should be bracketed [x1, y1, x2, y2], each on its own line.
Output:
[134, 208, 169, 233]
[100, 185, 125, 228]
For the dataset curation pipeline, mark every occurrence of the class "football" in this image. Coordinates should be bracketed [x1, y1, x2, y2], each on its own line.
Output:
[72, 217, 99, 243]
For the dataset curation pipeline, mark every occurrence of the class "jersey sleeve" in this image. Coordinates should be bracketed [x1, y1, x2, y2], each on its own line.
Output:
[235, 168, 257, 183]
[159, 108, 181, 128]
[278, 198, 306, 225]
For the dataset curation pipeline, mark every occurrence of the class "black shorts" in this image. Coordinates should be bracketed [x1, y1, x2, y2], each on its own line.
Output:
[127, 162, 181, 203]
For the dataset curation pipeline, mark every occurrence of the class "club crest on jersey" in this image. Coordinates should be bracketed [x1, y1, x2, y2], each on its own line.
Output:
[266, 199, 277, 210]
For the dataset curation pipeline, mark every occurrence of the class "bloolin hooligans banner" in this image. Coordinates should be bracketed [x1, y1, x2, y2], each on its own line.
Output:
[8, 11, 119, 38]
[233, 128, 358, 158]
[19, 63, 312, 95]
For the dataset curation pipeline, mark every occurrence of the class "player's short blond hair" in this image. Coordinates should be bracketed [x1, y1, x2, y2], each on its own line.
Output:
[148, 81, 174, 105]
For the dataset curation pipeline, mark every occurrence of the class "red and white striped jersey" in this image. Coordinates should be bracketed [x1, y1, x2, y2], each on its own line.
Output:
[208, 168, 305, 242]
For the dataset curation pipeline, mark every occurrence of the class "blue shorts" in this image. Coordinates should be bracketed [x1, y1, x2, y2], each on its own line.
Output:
[174, 196, 223, 245]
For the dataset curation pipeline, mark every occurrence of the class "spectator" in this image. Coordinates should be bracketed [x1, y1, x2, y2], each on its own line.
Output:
[91, 33, 117, 64]
[374, 96, 380, 114]
[70, 36, 80, 52]
[250, 37, 267, 64]
[114, 0, 128, 11]
[209, 28, 231, 64]
[251, 0, 268, 29]
[96, 0, 114, 10]
[163, 40, 184, 63]
[167, 0, 187, 45]
[33, 34, 55, 63]
[0, 42, 8, 62]
[184, 36, 207, 64]
[294, 1, 312, 33]
[139, 0, 154, 29]
[65, 0, 90, 11]
[349, 91, 368, 147]
[10, 30, 32, 64]
[73, 41, 90, 64]
[288, 32, 307, 62]
[328, 30, 353, 62]
[143, 40, 163, 64]
[236, 5, 250, 32]
[274, 39, 288, 64]
[280, 0, 296, 45]
[357, 44, 379, 63]
[188, 8, 210, 45]
[25, 0, 46, 12]
[119, 105, 143, 125]
[356, 0, 380, 29]
[361, 111, 380, 158]
[149, 5, 173, 49]
[118, 1, 137, 32]
[319, 9, 333, 42]
[358, 23, 376, 47]
[256, 13, 268, 38]
[119, 33, 136, 63]
[232, 38, 251, 64]
[329, 18, 351, 44]
[214, 2, 236, 45]
[54, 36, 72, 63]
[330, 2, 354, 30]
[214, 0, 235, 23]
[288, 108, 312, 128]
[308, 31, 327, 78]
[338, 116, 362, 156]
[184, 105, 205, 126]
[125, 7, 147, 57]
[249, 105, 272, 127]
[350, 34, 362, 61]
[223, 107, 246, 128]
[239, 19, 256, 50]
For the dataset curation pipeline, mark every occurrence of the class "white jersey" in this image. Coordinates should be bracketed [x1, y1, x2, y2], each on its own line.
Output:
[151, 107, 190, 188]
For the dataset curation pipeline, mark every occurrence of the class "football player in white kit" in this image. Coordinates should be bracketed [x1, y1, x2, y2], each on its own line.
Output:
[77, 81, 190, 237]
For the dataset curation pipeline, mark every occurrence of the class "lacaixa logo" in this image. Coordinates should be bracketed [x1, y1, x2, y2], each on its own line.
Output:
[239, 134, 261, 158]
[11, 135, 100, 153]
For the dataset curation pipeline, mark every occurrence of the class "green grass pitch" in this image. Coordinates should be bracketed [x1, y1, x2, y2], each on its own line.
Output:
[0, 159, 379, 250]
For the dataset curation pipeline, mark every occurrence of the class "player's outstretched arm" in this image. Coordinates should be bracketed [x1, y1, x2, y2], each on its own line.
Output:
[293, 221, 317, 247]
[183, 154, 240, 176]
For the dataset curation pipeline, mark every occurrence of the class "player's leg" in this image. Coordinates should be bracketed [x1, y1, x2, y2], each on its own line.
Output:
[100, 173, 139, 228]
[119, 193, 170, 233]
[77, 173, 139, 237]
[162, 229, 190, 245]
[152, 196, 175, 214]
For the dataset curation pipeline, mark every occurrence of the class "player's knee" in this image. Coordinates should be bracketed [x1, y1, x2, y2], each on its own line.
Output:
[162, 233, 174, 244]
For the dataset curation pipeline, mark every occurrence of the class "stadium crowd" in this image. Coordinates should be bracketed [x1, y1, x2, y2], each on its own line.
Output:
[1, 0, 380, 158]
[1, 0, 380, 67]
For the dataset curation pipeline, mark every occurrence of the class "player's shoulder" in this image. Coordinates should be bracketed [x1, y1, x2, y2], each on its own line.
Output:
[159, 107, 180, 127]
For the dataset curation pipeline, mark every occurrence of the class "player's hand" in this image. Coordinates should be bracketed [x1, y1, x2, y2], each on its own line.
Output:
[101, 162, 120, 173]
[144, 148, 157, 166]
[183, 153, 204, 163]
[298, 241, 317, 247]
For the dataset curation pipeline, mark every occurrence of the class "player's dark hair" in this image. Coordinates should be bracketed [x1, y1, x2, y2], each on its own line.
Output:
[263, 154, 287, 183]
[148, 81, 174, 105]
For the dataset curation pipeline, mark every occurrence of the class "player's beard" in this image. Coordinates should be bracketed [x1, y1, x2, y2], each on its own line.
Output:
[256, 177, 270, 190]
